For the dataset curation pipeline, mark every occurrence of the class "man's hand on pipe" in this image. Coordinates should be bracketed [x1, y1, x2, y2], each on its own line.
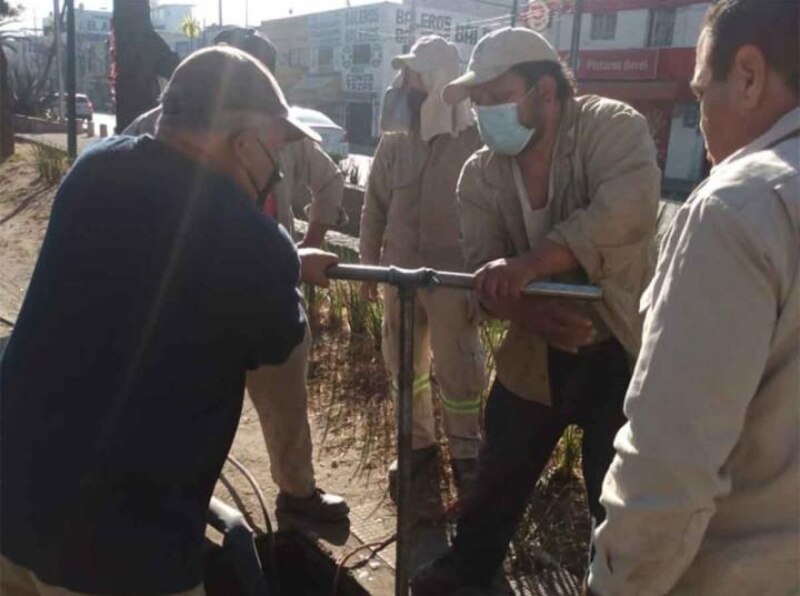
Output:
[473, 254, 540, 301]
[299, 248, 339, 288]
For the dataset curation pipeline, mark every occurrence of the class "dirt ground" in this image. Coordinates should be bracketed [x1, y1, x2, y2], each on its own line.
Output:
[0, 143, 590, 595]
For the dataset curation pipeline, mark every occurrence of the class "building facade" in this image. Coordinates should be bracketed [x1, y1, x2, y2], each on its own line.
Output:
[266, 0, 706, 195]
[531, 0, 710, 196]
[262, 1, 497, 149]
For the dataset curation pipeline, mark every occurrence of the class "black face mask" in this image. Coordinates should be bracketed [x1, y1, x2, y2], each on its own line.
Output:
[240, 137, 283, 210]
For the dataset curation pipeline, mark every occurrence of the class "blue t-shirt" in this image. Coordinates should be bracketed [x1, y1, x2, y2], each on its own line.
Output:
[0, 136, 305, 594]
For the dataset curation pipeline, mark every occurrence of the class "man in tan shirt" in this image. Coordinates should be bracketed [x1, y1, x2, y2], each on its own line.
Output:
[413, 27, 660, 593]
[588, 2, 799, 594]
[124, 28, 349, 523]
[359, 35, 485, 497]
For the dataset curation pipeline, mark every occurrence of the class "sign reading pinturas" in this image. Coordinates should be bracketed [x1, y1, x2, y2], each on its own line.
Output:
[576, 49, 659, 80]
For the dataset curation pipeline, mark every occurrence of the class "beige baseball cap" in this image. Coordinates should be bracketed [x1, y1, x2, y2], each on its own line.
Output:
[160, 46, 320, 143]
[442, 27, 560, 104]
[391, 34, 460, 73]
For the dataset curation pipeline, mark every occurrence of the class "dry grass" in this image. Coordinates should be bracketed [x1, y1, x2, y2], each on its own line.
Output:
[303, 278, 592, 577]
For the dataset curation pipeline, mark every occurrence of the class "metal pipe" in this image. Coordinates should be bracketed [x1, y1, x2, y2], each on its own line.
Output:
[326, 265, 603, 301]
[65, 0, 76, 158]
[325, 263, 601, 595]
[394, 284, 415, 596]
[511, 0, 519, 26]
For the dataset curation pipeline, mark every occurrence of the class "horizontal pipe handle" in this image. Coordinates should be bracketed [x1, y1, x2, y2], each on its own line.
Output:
[326, 265, 602, 301]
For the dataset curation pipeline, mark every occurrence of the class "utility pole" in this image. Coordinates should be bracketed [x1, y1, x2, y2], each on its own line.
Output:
[53, 0, 65, 120]
[218, 0, 222, 26]
[569, 0, 584, 72]
[65, 0, 76, 158]
[511, 0, 519, 26]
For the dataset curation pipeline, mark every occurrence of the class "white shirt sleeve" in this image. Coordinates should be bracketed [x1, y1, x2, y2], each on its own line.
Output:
[588, 192, 779, 595]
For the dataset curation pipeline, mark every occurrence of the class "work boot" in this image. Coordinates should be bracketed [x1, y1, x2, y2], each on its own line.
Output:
[451, 457, 480, 501]
[411, 549, 489, 595]
[388, 445, 440, 502]
[276, 488, 349, 523]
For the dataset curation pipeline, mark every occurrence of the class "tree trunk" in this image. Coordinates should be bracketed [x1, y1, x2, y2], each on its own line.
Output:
[112, 0, 178, 132]
[0, 46, 14, 162]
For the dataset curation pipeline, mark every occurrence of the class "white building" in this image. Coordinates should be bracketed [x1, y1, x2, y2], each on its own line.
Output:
[262, 1, 497, 148]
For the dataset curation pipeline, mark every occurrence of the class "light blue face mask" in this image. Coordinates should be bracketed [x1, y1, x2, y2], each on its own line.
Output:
[473, 90, 536, 156]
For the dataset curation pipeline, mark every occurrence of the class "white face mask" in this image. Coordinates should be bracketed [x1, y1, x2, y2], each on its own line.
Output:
[473, 89, 536, 156]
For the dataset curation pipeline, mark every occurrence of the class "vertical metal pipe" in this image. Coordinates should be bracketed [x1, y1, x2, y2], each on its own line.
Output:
[218, 0, 223, 26]
[511, 0, 519, 26]
[394, 284, 415, 596]
[569, 0, 584, 72]
[65, 0, 76, 158]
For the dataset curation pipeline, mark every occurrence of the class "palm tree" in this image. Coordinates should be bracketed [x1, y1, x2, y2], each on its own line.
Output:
[181, 14, 200, 54]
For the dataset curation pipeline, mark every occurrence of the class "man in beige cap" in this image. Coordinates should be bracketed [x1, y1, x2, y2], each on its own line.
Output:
[413, 27, 660, 593]
[0, 46, 339, 596]
[124, 29, 350, 524]
[359, 35, 485, 498]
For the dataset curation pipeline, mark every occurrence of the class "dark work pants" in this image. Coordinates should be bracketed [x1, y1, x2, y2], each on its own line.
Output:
[451, 339, 631, 586]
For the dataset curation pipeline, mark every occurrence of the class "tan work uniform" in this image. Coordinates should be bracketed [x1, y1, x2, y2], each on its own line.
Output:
[360, 126, 485, 459]
[590, 108, 800, 596]
[124, 107, 346, 497]
[247, 139, 344, 497]
[458, 95, 661, 403]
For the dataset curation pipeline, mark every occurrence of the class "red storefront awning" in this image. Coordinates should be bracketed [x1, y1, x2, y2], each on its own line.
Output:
[578, 79, 694, 102]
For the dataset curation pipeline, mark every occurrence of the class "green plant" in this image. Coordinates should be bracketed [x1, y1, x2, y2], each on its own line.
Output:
[32, 143, 70, 185]
[180, 14, 201, 53]
[11, 65, 48, 117]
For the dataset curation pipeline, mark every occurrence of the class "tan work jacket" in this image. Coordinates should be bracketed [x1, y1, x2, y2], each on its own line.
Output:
[458, 95, 661, 403]
[360, 126, 483, 271]
[590, 107, 800, 596]
[274, 138, 346, 236]
[123, 106, 345, 237]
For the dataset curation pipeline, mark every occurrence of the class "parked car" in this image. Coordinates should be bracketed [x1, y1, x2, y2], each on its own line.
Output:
[49, 93, 94, 121]
[289, 106, 349, 160]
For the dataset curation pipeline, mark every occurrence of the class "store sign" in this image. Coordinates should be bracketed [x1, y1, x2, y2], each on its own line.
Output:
[346, 73, 375, 92]
[577, 49, 658, 80]
[345, 6, 381, 44]
[394, 9, 454, 44]
[309, 13, 343, 46]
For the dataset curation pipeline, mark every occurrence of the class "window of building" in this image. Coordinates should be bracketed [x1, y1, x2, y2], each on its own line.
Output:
[647, 8, 676, 47]
[590, 12, 617, 41]
[289, 48, 307, 67]
[318, 46, 334, 68]
[352, 43, 371, 66]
